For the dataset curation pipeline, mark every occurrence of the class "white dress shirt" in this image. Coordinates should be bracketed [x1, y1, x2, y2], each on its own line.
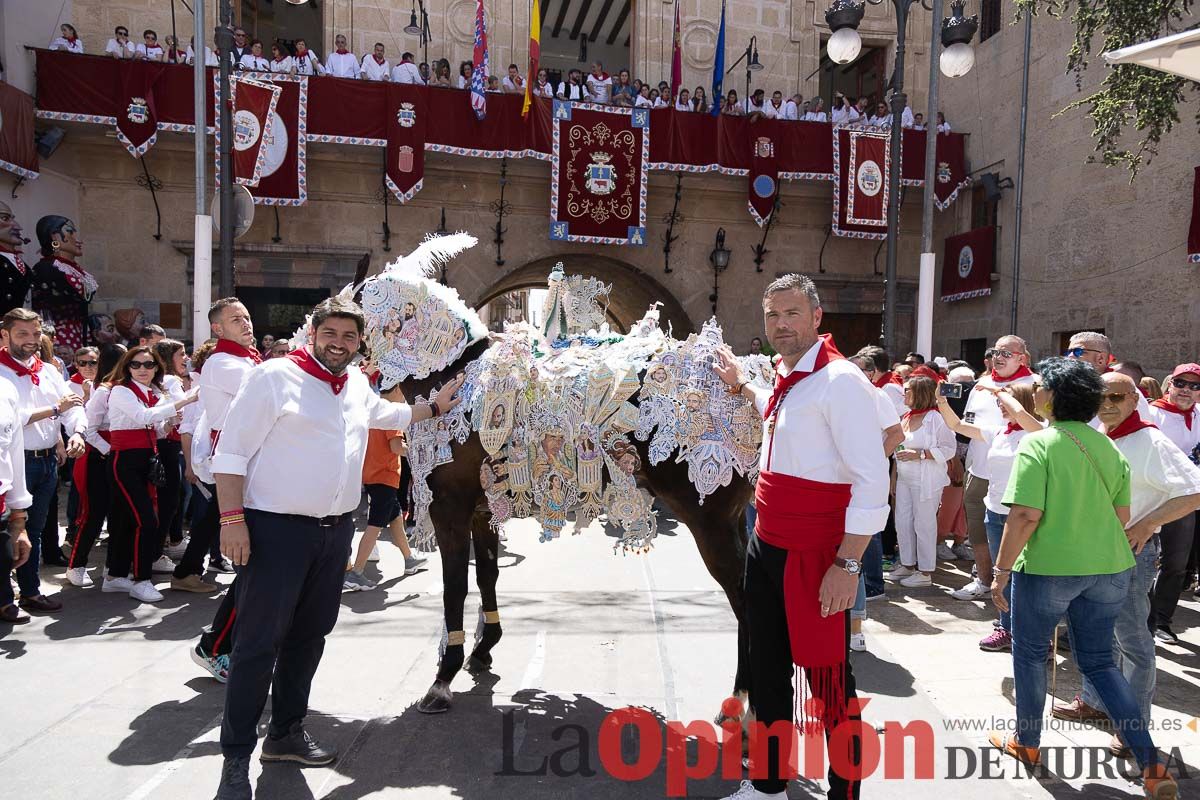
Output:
[880, 381, 906, 417]
[1116, 426, 1200, 530]
[652, 96, 670, 109]
[501, 75, 524, 93]
[1147, 404, 1200, 460]
[392, 61, 424, 84]
[211, 356, 414, 518]
[804, 111, 828, 122]
[269, 56, 296, 74]
[137, 43, 165, 61]
[558, 81, 587, 100]
[873, 388, 902, 431]
[108, 382, 178, 438]
[0, 355, 87, 449]
[325, 50, 359, 78]
[186, 45, 219, 66]
[635, 94, 653, 108]
[782, 101, 799, 121]
[84, 385, 112, 455]
[0, 379, 31, 510]
[50, 37, 84, 54]
[963, 371, 1039, 479]
[360, 55, 391, 81]
[900, 106, 915, 128]
[106, 39, 136, 59]
[293, 51, 325, 76]
[763, 101, 785, 119]
[198, 350, 257, 437]
[240, 54, 270, 71]
[747, 340, 890, 536]
[831, 106, 850, 126]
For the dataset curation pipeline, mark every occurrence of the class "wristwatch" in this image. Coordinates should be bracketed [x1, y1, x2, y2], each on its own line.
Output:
[834, 556, 862, 575]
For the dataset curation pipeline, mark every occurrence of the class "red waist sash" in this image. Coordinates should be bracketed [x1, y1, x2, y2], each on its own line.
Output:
[109, 429, 155, 451]
[755, 469, 852, 730]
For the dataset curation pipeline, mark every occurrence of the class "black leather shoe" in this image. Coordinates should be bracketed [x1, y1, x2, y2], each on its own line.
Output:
[213, 755, 252, 800]
[260, 724, 337, 766]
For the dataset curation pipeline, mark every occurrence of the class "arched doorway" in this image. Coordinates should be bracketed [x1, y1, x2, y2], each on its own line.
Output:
[472, 255, 694, 337]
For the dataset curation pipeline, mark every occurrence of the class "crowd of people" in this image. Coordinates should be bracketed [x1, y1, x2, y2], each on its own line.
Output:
[47, 23, 952, 130]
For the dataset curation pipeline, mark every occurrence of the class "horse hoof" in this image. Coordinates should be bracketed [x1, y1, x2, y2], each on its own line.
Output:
[466, 653, 492, 673]
[417, 681, 453, 714]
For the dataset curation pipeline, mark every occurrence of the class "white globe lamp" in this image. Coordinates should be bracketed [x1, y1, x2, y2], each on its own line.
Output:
[827, 27, 864, 65]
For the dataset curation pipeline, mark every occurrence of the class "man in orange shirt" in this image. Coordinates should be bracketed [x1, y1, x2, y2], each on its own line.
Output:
[343, 382, 427, 591]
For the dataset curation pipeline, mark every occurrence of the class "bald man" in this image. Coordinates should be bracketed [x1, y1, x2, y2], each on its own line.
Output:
[1052, 373, 1200, 754]
[0, 203, 30, 315]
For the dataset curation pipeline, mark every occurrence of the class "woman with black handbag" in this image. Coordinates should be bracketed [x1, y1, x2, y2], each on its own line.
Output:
[102, 346, 198, 603]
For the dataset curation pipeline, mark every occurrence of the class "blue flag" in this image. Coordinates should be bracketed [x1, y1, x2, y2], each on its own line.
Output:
[711, 0, 726, 116]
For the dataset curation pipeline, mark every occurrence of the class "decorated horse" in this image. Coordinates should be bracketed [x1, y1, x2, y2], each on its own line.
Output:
[347, 234, 775, 715]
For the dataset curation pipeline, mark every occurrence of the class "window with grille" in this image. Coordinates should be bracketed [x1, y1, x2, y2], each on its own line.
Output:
[980, 0, 1002, 43]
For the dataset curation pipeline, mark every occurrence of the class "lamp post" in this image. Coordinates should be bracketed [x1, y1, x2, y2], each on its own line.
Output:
[216, 0, 235, 298]
[725, 36, 764, 113]
[825, 0, 976, 359]
[709, 228, 732, 317]
[404, 0, 432, 67]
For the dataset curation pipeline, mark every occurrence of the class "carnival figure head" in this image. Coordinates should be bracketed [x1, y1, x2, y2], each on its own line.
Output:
[541, 430, 564, 459]
[684, 390, 704, 412]
[36, 215, 82, 260]
[0, 202, 25, 254]
[489, 404, 507, 428]
[88, 313, 118, 345]
[403, 301, 416, 321]
[609, 439, 641, 475]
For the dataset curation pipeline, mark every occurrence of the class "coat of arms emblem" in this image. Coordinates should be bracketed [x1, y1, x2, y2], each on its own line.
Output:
[755, 137, 774, 159]
[126, 97, 149, 125]
[397, 103, 417, 128]
[937, 161, 952, 184]
[585, 152, 616, 195]
[232, 109, 262, 151]
[957, 245, 974, 278]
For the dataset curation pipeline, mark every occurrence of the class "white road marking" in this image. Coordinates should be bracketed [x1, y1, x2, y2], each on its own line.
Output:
[518, 629, 547, 693]
[641, 556, 679, 721]
[125, 711, 223, 800]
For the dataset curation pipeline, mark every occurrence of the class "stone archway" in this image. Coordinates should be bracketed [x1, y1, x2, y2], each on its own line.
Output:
[471, 254, 695, 336]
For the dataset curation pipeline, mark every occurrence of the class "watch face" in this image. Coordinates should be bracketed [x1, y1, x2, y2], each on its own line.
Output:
[841, 558, 861, 574]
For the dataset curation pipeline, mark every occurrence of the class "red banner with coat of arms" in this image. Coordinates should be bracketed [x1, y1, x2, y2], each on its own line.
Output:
[832, 127, 891, 239]
[215, 73, 308, 206]
[230, 76, 281, 187]
[941, 226, 994, 302]
[385, 83, 426, 203]
[549, 101, 649, 245]
[115, 61, 166, 157]
[748, 133, 778, 226]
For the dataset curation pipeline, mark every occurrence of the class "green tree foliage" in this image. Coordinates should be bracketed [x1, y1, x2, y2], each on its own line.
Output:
[1015, 0, 1197, 176]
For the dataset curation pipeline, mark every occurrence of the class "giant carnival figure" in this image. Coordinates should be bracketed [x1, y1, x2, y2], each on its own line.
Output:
[302, 234, 773, 720]
[32, 215, 99, 350]
[0, 202, 31, 316]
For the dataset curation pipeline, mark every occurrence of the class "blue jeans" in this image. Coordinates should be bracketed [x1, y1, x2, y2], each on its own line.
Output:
[13, 453, 59, 599]
[1011, 568, 1159, 768]
[1081, 539, 1160, 722]
[863, 532, 885, 597]
[984, 509, 1010, 630]
[852, 572, 867, 620]
[744, 503, 756, 541]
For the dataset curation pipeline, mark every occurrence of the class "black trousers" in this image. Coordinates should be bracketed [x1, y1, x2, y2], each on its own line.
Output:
[1152, 512, 1195, 629]
[175, 481, 219, 578]
[746, 533, 861, 800]
[108, 448, 160, 582]
[42, 470, 63, 563]
[154, 439, 183, 554]
[201, 583, 238, 658]
[220, 509, 352, 757]
[66, 447, 111, 570]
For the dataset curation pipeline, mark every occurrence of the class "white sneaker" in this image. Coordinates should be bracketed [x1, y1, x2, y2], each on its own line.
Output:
[900, 572, 933, 588]
[66, 567, 93, 588]
[936, 543, 959, 561]
[952, 542, 975, 561]
[367, 543, 381, 563]
[950, 577, 990, 600]
[102, 575, 134, 593]
[129, 580, 163, 603]
[151, 555, 176, 574]
[720, 779, 787, 800]
[164, 539, 188, 560]
[850, 632, 867, 652]
[888, 565, 915, 580]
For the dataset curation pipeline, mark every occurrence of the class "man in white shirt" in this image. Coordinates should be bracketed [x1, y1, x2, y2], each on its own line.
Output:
[360, 42, 390, 81]
[1064, 332, 1152, 426]
[782, 93, 801, 121]
[557, 69, 587, 101]
[501, 63, 524, 94]
[586, 62, 612, 104]
[714, 274, 887, 800]
[391, 51, 424, 84]
[763, 90, 786, 119]
[913, 112, 927, 130]
[211, 297, 463, 799]
[1050, 373, 1200, 746]
[960, 335, 1037, 599]
[137, 29, 166, 62]
[1146, 362, 1200, 643]
[106, 27, 137, 60]
[325, 34, 359, 78]
[228, 27, 251, 65]
[744, 88, 766, 116]
[292, 38, 325, 76]
[0, 308, 86, 614]
[0, 375, 32, 623]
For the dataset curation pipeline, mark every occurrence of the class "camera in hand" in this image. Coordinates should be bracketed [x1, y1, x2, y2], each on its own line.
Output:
[938, 382, 963, 399]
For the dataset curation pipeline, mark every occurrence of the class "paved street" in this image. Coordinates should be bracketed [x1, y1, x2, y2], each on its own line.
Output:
[2, 504, 1199, 799]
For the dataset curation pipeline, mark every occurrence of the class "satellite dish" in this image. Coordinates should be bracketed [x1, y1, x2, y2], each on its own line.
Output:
[211, 185, 255, 239]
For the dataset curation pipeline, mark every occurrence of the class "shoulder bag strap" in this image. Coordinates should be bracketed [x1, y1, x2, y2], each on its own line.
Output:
[1057, 426, 1114, 499]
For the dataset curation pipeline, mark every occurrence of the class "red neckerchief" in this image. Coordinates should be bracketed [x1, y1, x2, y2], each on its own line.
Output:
[70, 372, 85, 385]
[902, 407, 935, 422]
[990, 363, 1033, 383]
[335, 48, 350, 55]
[910, 365, 943, 383]
[872, 371, 902, 388]
[0, 349, 42, 385]
[1152, 398, 1195, 431]
[297, 47, 308, 56]
[1139, 386, 1150, 399]
[1106, 411, 1157, 440]
[372, 54, 386, 65]
[0, 249, 27, 275]
[273, 56, 287, 63]
[125, 380, 160, 407]
[286, 348, 348, 395]
[591, 72, 610, 81]
[1003, 421, 1023, 435]
[763, 334, 845, 422]
[65, 35, 77, 43]
[771, 99, 783, 109]
[213, 338, 262, 364]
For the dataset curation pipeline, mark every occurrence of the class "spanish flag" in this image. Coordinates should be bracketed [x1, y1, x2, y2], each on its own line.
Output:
[523, 0, 541, 117]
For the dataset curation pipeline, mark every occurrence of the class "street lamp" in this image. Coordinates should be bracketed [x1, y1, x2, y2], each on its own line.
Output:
[404, 0, 433, 65]
[824, 0, 976, 358]
[726, 36, 764, 114]
[709, 228, 731, 317]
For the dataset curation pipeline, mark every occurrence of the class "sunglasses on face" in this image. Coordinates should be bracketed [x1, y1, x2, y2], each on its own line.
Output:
[76, 360, 98, 367]
[1172, 377, 1200, 391]
[1064, 347, 1104, 358]
[117, 30, 129, 37]
[129, 360, 157, 370]
[1100, 392, 1132, 405]
[993, 349, 1021, 359]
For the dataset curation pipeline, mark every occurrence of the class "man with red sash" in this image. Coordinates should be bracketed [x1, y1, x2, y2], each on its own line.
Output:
[1146, 362, 1200, 644]
[1052, 373, 1200, 745]
[210, 297, 463, 800]
[183, 298, 261, 679]
[715, 274, 889, 800]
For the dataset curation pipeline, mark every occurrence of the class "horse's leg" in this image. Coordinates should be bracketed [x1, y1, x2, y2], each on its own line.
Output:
[417, 496, 473, 714]
[467, 509, 503, 673]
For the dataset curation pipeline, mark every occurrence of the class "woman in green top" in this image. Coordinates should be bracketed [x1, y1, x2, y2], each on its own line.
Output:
[987, 358, 1175, 798]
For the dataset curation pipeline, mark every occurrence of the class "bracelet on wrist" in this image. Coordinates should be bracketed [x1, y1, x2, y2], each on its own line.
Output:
[993, 566, 1012, 574]
[220, 515, 245, 527]
[728, 381, 746, 396]
[430, 400, 441, 417]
